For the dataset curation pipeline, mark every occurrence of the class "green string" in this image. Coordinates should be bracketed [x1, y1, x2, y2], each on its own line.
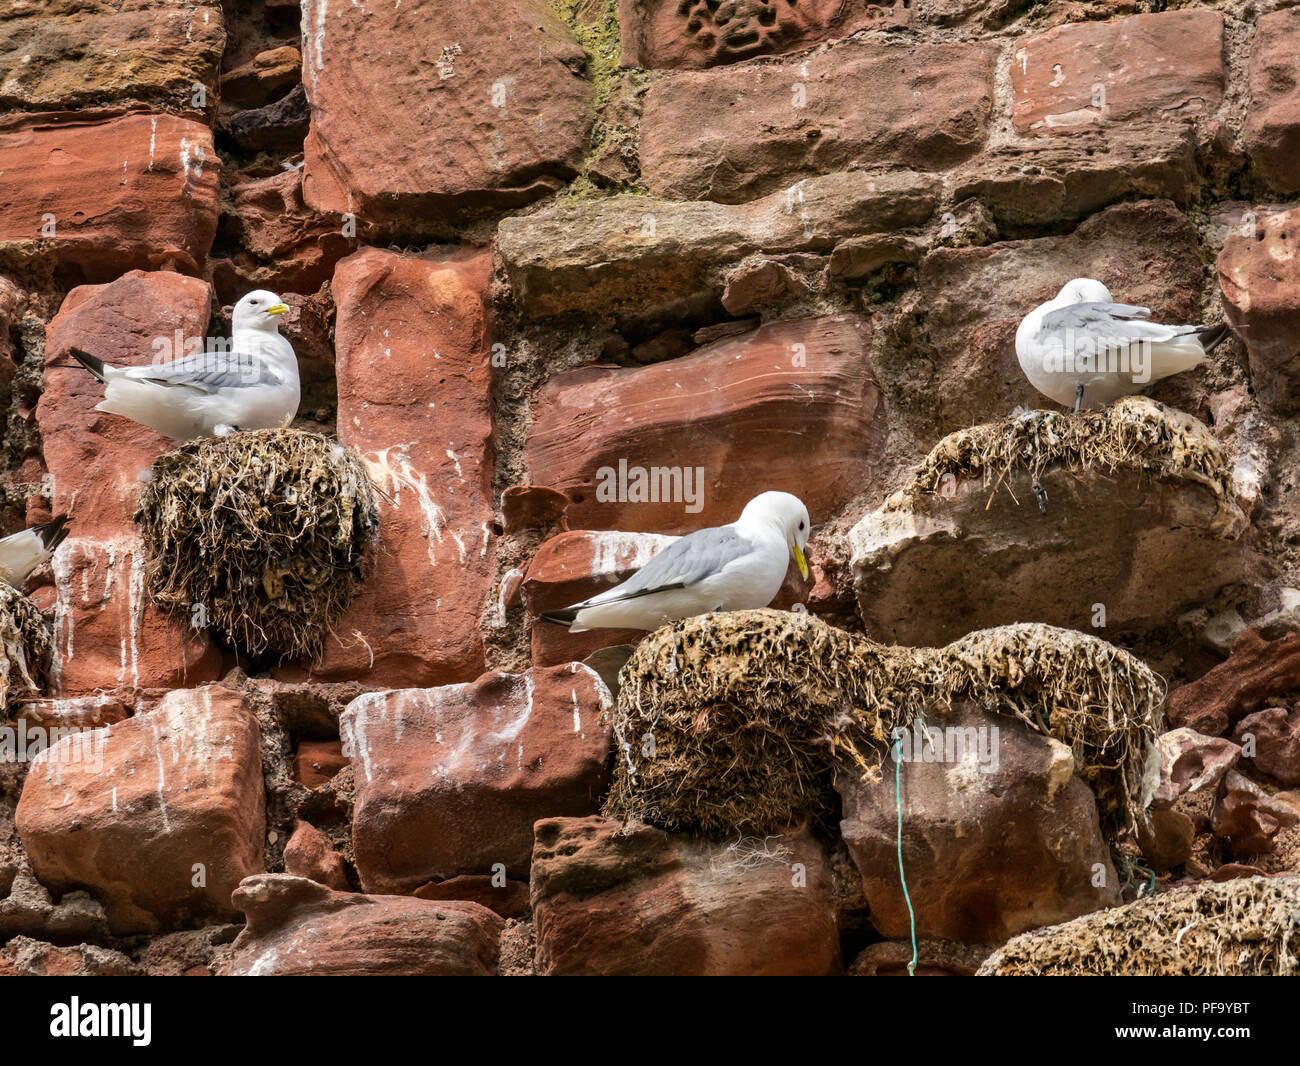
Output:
[895, 720, 921, 977]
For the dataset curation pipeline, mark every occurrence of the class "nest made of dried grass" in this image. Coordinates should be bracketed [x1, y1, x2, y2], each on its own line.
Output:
[978, 875, 1300, 976]
[0, 583, 50, 711]
[604, 609, 1164, 838]
[902, 396, 1235, 518]
[136, 428, 379, 661]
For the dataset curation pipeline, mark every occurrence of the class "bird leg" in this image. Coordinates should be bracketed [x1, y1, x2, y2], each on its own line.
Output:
[1032, 481, 1048, 515]
[1073, 383, 1085, 413]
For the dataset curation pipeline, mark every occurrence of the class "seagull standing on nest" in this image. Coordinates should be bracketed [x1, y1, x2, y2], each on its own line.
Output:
[1016, 278, 1231, 412]
[0, 515, 69, 589]
[540, 491, 812, 632]
[65, 290, 300, 441]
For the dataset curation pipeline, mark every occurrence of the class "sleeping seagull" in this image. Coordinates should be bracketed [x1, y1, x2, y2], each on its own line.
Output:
[1016, 278, 1231, 412]
[540, 491, 811, 632]
[65, 290, 300, 441]
[0, 515, 69, 590]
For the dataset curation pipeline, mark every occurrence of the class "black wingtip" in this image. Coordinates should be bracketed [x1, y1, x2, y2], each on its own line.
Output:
[66, 347, 107, 382]
[539, 608, 579, 627]
[36, 514, 70, 552]
[1197, 323, 1233, 353]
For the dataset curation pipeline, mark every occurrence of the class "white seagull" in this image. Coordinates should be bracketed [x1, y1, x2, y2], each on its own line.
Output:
[66, 290, 301, 441]
[540, 491, 812, 632]
[0, 515, 69, 589]
[1016, 278, 1231, 412]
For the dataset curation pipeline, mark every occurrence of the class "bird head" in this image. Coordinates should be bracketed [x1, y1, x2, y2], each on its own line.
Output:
[741, 491, 811, 580]
[233, 290, 291, 331]
[1055, 278, 1113, 306]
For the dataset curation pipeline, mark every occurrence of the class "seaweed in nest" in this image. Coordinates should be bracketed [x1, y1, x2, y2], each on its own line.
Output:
[924, 622, 1165, 837]
[978, 875, 1300, 976]
[604, 609, 1164, 839]
[0, 583, 51, 712]
[135, 428, 379, 661]
[604, 609, 864, 836]
[902, 396, 1236, 518]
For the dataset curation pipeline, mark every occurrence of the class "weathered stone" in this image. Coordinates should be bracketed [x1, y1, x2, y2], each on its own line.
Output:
[292, 739, 345, 789]
[531, 817, 840, 975]
[1137, 808, 1195, 872]
[221, 874, 502, 976]
[1212, 770, 1299, 857]
[16, 685, 266, 935]
[1218, 205, 1300, 414]
[1166, 630, 1300, 737]
[0, 936, 140, 977]
[228, 82, 310, 154]
[219, 46, 302, 109]
[1010, 10, 1224, 136]
[828, 234, 924, 280]
[39, 270, 222, 696]
[950, 125, 1199, 228]
[223, 168, 353, 296]
[619, 0, 910, 69]
[0, 0, 223, 112]
[721, 259, 804, 315]
[413, 875, 530, 919]
[1145, 727, 1241, 809]
[282, 820, 349, 891]
[1233, 707, 1300, 787]
[285, 247, 496, 686]
[525, 315, 884, 533]
[838, 703, 1117, 943]
[1244, 8, 1300, 195]
[0, 112, 220, 281]
[889, 200, 1204, 435]
[640, 37, 996, 202]
[849, 417, 1250, 648]
[301, 0, 593, 230]
[342, 664, 613, 891]
[496, 170, 939, 320]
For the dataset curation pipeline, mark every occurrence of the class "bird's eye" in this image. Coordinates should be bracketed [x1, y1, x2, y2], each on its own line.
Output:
[798, 521, 806, 530]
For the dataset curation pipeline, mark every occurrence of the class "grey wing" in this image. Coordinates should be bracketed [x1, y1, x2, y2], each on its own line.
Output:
[579, 527, 753, 606]
[1039, 301, 1173, 350]
[120, 353, 286, 394]
[1040, 301, 1152, 331]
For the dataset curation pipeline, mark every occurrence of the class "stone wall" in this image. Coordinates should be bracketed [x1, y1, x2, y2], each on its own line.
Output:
[0, 0, 1298, 976]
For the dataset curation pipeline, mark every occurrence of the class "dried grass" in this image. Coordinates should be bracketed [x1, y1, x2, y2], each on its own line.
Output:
[978, 875, 1300, 976]
[902, 397, 1236, 525]
[605, 609, 1164, 837]
[136, 428, 379, 661]
[0, 584, 50, 711]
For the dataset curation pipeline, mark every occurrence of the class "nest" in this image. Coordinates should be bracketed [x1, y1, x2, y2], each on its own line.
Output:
[902, 396, 1236, 520]
[978, 876, 1300, 976]
[604, 609, 1163, 837]
[136, 428, 379, 661]
[0, 584, 50, 711]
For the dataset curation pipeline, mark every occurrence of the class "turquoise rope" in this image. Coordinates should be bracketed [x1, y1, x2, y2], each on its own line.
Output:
[895, 721, 921, 977]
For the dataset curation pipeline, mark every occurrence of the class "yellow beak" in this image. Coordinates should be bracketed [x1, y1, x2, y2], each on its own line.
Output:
[792, 543, 809, 581]
[266, 303, 290, 316]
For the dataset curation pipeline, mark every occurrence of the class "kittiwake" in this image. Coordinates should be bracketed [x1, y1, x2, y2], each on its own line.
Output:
[0, 514, 69, 589]
[1016, 278, 1231, 412]
[540, 490, 812, 632]
[65, 290, 301, 441]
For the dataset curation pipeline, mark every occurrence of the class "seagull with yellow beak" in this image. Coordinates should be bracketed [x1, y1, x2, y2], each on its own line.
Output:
[540, 491, 812, 632]
[64, 290, 300, 441]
